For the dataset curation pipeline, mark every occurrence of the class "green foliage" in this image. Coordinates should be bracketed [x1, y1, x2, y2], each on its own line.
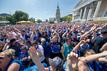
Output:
[2, 11, 31, 24]
[36, 19, 42, 23]
[0, 11, 38, 25]
[0, 16, 4, 20]
[6, 16, 16, 24]
[0, 16, 6, 21]
[13, 11, 29, 22]
[49, 21, 54, 24]
[60, 16, 72, 23]
[29, 18, 35, 23]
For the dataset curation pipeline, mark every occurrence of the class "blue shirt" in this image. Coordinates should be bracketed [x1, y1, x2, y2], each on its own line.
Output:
[50, 42, 61, 53]
[42, 42, 51, 57]
[24, 65, 38, 71]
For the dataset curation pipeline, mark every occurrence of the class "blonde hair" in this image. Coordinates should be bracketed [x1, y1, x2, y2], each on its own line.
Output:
[0, 49, 15, 57]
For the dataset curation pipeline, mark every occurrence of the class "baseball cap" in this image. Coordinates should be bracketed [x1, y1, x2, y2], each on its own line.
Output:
[49, 57, 63, 68]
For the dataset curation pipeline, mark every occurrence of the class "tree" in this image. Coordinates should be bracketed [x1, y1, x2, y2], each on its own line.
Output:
[61, 16, 72, 23]
[36, 19, 42, 23]
[0, 11, 29, 25]
[66, 16, 72, 23]
[29, 18, 35, 23]
[13, 11, 29, 22]
[6, 15, 16, 24]
[0, 16, 4, 20]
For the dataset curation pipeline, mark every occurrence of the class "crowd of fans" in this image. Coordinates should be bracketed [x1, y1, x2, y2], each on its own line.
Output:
[0, 23, 107, 71]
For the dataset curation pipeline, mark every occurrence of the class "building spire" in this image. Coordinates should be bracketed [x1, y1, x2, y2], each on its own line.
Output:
[56, 2, 61, 23]
[57, 2, 59, 9]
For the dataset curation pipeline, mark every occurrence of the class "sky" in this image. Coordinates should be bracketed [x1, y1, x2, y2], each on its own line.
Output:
[0, 0, 78, 21]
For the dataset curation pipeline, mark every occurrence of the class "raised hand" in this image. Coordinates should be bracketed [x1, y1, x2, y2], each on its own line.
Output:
[29, 46, 39, 57]
[67, 52, 78, 70]
[68, 52, 78, 63]
[91, 24, 97, 31]
[29, 46, 45, 71]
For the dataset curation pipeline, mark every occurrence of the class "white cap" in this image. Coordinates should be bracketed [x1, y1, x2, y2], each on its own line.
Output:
[41, 38, 46, 42]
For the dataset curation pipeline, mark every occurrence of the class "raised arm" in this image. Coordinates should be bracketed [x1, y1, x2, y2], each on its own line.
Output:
[29, 46, 45, 71]
[13, 27, 21, 33]
[79, 51, 107, 62]
[80, 25, 97, 40]
[62, 31, 68, 38]
[98, 57, 107, 62]
[72, 40, 87, 53]
[2, 43, 9, 51]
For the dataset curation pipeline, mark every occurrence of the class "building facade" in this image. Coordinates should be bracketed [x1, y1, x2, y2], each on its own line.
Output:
[0, 13, 10, 25]
[49, 17, 55, 23]
[72, 0, 107, 22]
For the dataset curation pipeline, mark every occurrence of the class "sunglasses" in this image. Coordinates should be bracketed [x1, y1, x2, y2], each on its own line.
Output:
[0, 56, 5, 59]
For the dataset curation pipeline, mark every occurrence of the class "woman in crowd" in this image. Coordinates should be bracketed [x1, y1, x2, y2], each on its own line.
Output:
[49, 33, 63, 59]
[0, 49, 22, 71]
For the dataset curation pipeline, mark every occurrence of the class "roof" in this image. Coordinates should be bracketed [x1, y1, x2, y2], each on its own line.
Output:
[0, 21, 10, 23]
[0, 13, 11, 17]
[16, 21, 33, 24]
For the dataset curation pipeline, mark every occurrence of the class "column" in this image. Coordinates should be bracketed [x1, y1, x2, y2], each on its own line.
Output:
[82, 7, 87, 19]
[80, 9, 83, 19]
[93, 0, 102, 18]
[87, 5, 93, 20]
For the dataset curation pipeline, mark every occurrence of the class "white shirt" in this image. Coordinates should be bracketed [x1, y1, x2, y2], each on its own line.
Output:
[36, 45, 45, 62]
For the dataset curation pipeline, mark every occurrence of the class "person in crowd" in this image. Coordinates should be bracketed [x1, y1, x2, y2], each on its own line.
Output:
[93, 25, 107, 53]
[31, 40, 46, 64]
[3, 39, 21, 57]
[62, 37, 74, 59]
[3, 38, 21, 57]
[33, 29, 41, 42]
[49, 33, 63, 59]
[41, 38, 51, 66]
[0, 49, 23, 71]
[19, 45, 30, 68]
